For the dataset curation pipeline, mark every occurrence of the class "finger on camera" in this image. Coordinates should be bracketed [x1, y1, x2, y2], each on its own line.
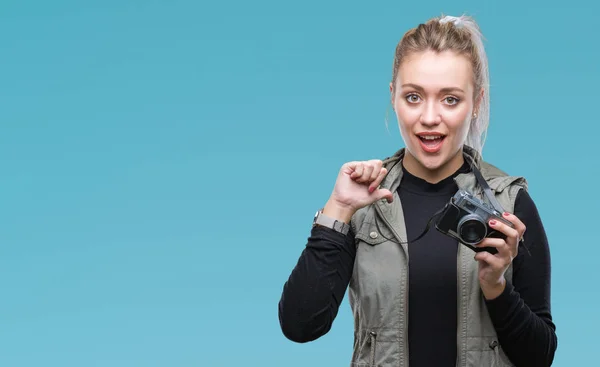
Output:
[501, 212, 527, 238]
[476, 238, 512, 258]
[489, 218, 520, 241]
[474, 250, 504, 267]
[476, 237, 506, 249]
[474, 247, 510, 265]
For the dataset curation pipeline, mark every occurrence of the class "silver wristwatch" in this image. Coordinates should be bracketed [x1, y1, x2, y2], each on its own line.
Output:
[313, 209, 350, 235]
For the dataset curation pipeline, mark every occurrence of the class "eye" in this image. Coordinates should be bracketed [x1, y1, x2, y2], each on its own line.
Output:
[405, 94, 421, 103]
[444, 96, 460, 105]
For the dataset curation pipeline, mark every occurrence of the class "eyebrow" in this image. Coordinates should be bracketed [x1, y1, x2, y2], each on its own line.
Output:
[401, 83, 465, 94]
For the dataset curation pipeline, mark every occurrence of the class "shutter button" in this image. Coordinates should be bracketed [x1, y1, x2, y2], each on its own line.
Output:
[369, 232, 378, 239]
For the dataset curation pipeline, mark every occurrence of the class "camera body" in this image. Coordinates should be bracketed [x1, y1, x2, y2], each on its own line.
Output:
[435, 189, 514, 254]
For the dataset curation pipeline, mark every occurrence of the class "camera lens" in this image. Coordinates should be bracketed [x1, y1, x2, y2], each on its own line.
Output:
[458, 215, 487, 245]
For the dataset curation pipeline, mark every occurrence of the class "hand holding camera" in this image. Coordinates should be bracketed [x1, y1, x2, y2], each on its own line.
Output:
[474, 211, 526, 300]
[434, 188, 526, 300]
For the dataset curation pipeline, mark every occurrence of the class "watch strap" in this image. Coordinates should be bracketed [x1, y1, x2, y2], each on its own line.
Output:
[313, 210, 350, 235]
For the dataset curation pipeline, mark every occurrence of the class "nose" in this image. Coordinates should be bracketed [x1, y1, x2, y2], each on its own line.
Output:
[420, 101, 442, 126]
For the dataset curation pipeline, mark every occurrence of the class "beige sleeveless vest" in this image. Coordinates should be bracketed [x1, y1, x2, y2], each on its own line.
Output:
[348, 146, 527, 367]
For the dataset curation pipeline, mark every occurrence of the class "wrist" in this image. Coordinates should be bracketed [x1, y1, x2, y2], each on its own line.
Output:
[322, 199, 356, 224]
[481, 277, 506, 301]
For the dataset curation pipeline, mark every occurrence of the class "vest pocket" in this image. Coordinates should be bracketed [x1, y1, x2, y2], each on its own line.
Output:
[466, 337, 514, 367]
[350, 330, 379, 367]
[490, 340, 514, 367]
[355, 228, 389, 247]
[369, 331, 377, 367]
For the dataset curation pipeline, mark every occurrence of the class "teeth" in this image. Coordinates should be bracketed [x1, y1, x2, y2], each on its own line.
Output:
[421, 135, 443, 140]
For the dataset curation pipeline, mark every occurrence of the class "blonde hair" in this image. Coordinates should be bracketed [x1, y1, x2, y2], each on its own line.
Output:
[390, 14, 490, 155]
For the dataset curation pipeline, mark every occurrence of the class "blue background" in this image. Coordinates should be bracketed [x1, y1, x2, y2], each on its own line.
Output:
[1, 0, 597, 366]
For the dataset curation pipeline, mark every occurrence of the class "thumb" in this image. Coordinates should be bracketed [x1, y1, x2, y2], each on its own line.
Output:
[372, 188, 393, 203]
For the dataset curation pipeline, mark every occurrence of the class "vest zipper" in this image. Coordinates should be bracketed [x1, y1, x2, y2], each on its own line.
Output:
[369, 331, 377, 367]
[374, 202, 409, 367]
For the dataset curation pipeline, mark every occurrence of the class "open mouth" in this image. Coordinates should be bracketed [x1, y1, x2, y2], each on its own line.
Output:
[416, 134, 446, 153]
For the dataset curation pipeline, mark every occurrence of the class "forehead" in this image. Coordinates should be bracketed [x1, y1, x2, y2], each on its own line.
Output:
[398, 50, 473, 91]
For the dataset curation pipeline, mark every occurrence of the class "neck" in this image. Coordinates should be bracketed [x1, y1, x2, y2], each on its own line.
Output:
[402, 148, 465, 184]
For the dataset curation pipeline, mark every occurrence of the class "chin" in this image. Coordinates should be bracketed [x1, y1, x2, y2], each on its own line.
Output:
[405, 138, 462, 176]
[415, 153, 447, 171]
[407, 138, 449, 169]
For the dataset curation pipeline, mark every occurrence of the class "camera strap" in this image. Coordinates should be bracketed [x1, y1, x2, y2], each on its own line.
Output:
[375, 204, 447, 245]
[405, 161, 502, 245]
[469, 160, 505, 214]
[375, 152, 506, 245]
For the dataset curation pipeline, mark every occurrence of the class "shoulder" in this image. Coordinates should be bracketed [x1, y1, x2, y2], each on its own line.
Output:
[513, 189, 541, 221]
[479, 159, 529, 193]
[512, 188, 549, 259]
[475, 159, 530, 214]
[381, 149, 404, 172]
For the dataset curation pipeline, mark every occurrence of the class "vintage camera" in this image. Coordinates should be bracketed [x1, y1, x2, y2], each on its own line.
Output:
[435, 189, 514, 254]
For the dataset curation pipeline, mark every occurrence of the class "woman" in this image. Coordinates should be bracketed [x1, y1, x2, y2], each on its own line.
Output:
[278, 14, 558, 367]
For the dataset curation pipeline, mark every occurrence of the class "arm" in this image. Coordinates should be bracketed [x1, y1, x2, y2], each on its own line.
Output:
[485, 189, 558, 367]
[278, 225, 356, 343]
[278, 159, 392, 343]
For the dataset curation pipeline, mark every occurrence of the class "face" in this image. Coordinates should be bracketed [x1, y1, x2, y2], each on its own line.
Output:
[390, 50, 481, 182]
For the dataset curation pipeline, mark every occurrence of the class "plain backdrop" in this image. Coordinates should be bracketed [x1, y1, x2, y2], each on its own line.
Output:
[1, 0, 597, 366]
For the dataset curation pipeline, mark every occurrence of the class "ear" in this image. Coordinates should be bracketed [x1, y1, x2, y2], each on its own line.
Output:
[389, 82, 394, 106]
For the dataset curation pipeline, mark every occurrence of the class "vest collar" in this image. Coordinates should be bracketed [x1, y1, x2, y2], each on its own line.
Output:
[381, 145, 484, 193]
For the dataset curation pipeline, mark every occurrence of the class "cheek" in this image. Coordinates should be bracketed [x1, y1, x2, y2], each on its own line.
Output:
[445, 107, 472, 132]
[445, 115, 471, 141]
[394, 105, 419, 130]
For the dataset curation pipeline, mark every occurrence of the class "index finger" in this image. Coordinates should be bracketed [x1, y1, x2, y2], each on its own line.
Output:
[368, 167, 388, 193]
[500, 212, 526, 239]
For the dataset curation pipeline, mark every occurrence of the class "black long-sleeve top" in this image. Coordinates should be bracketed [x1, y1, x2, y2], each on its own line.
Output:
[278, 161, 558, 367]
